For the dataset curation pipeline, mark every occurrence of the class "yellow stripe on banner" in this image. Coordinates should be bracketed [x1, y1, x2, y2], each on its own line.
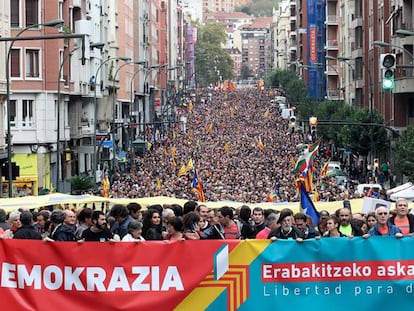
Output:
[175, 240, 271, 310]
[229, 239, 271, 265]
[174, 287, 225, 311]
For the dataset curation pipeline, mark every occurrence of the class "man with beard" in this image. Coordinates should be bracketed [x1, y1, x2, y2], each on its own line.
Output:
[268, 210, 304, 242]
[81, 210, 114, 242]
[337, 207, 363, 237]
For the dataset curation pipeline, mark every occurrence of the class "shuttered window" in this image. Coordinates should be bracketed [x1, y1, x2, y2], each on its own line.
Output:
[25, 0, 39, 26]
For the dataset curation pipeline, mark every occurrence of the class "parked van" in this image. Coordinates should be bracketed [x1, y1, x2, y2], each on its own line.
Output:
[356, 184, 383, 196]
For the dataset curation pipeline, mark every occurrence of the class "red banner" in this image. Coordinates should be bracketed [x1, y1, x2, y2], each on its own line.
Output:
[309, 27, 317, 63]
[0, 239, 238, 310]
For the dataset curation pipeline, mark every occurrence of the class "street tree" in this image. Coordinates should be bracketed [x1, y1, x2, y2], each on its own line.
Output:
[195, 22, 233, 87]
[395, 126, 414, 182]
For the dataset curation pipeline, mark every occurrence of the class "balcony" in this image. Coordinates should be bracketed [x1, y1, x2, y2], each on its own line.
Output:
[394, 74, 414, 94]
[326, 89, 342, 101]
[326, 15, 338, 26]
[326, 39, 339, 50]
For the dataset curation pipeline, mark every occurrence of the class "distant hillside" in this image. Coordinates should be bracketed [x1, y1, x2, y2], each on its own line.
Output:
[235, 0, 280, 17]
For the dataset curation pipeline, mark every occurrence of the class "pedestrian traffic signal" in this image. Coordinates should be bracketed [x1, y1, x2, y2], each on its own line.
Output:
[380, 53, 396, 91]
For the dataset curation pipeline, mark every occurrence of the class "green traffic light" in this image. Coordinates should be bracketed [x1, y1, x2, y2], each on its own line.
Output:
[382, 78, 394, 90]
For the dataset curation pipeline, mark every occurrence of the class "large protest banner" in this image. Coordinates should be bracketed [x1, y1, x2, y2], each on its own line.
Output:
[0, 238, 414, 310]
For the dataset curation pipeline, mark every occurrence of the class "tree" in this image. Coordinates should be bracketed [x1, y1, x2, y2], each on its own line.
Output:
[240, 64, 252, 79]
[395, 126, 414, 182]
[195, 22, 234, 87]
[69, 174, 96, 194]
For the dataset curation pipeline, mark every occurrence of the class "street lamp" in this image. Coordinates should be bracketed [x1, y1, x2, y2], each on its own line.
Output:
[373, 40, 414, 61]
[56, 42, 104, 192]
[92, 56, 130, 183]
[110, 60, 146, 172]
[5, 19, 63, 197]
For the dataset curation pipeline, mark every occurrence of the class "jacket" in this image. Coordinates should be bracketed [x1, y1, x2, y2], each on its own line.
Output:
[13, 225, 42, 240]
[52, 224, 77, 241]
[368, 222, 402, 236]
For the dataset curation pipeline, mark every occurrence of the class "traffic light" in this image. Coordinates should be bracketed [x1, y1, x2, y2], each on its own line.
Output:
[289, 116, 296, 133]
[309, 116, 318, 142]
[380, 53, 396, 91]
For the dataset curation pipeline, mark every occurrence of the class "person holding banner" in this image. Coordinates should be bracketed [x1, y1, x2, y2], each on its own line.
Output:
[323, 215, 346, 237]
[389, 198, 414, 236]
[268, 210, 304, 242]
[364, 206, 403, 238]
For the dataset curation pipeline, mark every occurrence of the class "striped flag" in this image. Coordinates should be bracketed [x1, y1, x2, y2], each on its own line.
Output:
[192, 169, 205, 202]
[320, 160, 330, 177]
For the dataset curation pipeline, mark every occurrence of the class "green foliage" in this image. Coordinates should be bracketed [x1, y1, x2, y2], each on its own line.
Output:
[241, 64, 252, 79]
[268, 68, 389, 157]
[235, 0, 279, 17]
[69, 174, 96, 193]
[395, 126, 414, 182]
[195, 22, 234, 87]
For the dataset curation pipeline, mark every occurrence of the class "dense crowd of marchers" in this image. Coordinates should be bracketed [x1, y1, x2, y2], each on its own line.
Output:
[0, 197, 411, 242]
[109, 88, 379, 204]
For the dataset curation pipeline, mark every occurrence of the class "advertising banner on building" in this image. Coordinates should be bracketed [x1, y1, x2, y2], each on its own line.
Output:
[0, 238, 413, 310]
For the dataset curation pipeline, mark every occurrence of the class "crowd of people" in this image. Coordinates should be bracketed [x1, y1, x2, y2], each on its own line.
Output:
[0, 197, 411, 242]
[107, 88, 388, 205]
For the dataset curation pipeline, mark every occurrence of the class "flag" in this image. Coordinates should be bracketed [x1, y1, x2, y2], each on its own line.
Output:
[185, 158, 194, 172]
[224, 142, 230, 153]
[207, 123, 213, 134]
[294, 141, 320, 174]
[170, 147, 176, 159]
[264, 108, 270, 118]
[313, 187, 320, 202]
[290, 156, 296, 167]
[257, 137, 265, 151]
[320, 160, 330, 177]
[177, 165, 186, 177]
[303, 163, 314, 193]
[300, 182, 319, 227]
[102, 175, 110, 198]
[192, 169, 205, 202]
[268, 182, 279, 202]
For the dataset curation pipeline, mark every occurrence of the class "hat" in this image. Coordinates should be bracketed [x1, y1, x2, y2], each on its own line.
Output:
[278, 211, 292, 224]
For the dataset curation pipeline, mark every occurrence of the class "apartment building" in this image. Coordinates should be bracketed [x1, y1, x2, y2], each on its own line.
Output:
[2, 0, 184, 196]
[240, 17, 274, 79]
[0, 0, 9, 174]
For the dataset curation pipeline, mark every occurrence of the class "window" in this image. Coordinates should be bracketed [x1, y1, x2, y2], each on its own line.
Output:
[25, 0, 39, 26]
[25, 49, 40, 78]
[22, 100, 34, 127]
[11, 0, 20, 27]
[10, 100, 17, 127]
[10, 49, 21, 78]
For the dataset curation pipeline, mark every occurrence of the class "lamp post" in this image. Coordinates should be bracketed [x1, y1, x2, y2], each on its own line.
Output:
[373, 41, 414, 61]
[110, 60, 146, 172]
[5, 19, 63, 197]
[142, 64, 168, 144]
[92, 56, 130, 183]
[56, 42, 104, 192]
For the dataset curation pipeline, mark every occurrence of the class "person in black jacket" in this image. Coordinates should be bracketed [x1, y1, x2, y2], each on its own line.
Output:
[13, 210, 42, 240]
[268, 210, 304, 242]
[294, 212, 320, 239]
[142, 209, 164, 240]
[51, 210, 77, 241]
